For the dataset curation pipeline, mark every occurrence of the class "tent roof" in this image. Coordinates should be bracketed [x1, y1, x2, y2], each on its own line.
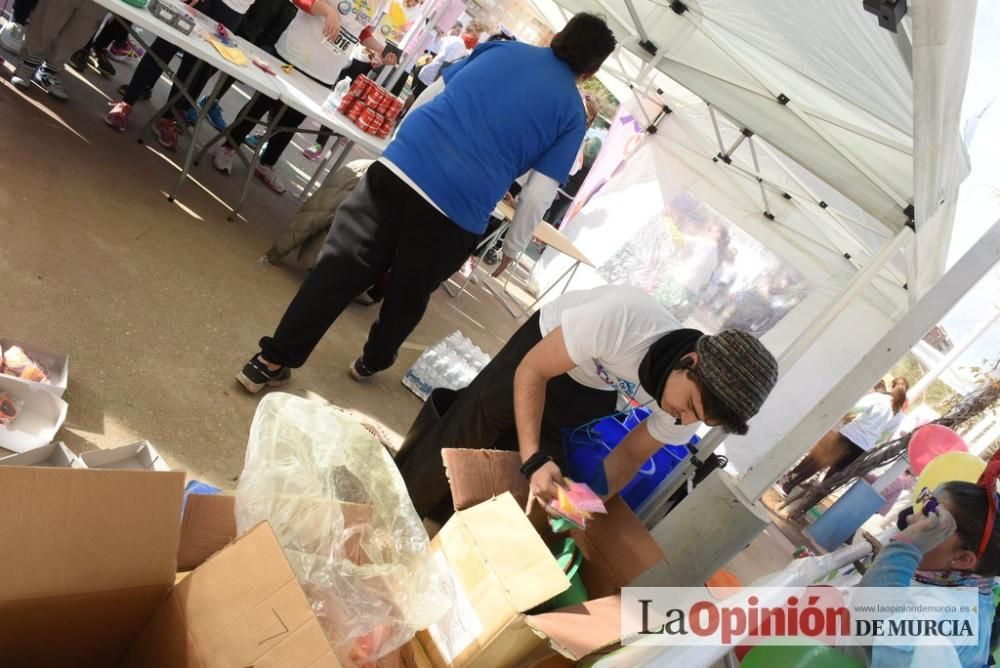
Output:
[526, 0, 971, 310]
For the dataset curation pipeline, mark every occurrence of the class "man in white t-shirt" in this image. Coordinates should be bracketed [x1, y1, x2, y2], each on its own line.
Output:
[395, 285, 779, 523]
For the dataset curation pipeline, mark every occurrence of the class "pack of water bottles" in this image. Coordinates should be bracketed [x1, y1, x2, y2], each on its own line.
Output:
[402, 332, 491, 401]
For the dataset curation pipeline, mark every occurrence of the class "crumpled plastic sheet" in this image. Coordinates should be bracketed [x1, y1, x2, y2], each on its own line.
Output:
[235, 393, 454, 666]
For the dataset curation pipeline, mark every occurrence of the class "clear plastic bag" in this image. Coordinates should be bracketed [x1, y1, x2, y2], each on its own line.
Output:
[235, 393, 454, 667]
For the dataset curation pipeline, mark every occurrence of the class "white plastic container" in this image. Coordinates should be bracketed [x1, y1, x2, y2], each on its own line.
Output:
[0, 375, 68, 453]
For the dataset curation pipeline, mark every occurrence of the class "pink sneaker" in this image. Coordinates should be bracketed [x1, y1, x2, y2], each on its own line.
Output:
[255, 164, 286, 194]
[303, 143, 324, 161]
[105, 101, 133, 132]
[153, 118, 179, 151]
[212, 145, 237, 174]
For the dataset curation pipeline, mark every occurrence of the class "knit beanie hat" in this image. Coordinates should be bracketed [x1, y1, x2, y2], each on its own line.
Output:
[695, 330, 778, 432]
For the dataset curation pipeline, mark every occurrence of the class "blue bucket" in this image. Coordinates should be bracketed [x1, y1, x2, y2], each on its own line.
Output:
[563, 407, 694, 511]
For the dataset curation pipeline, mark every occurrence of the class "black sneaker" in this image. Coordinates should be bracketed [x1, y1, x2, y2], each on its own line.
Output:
[236, 356, 291, 393]
[68, 49, 88, 72]
[92, 50, 117, 77]
[348, 358, 378, 382]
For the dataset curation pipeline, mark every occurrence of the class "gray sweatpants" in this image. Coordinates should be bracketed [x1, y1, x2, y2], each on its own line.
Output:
[22, 0, 104, 68]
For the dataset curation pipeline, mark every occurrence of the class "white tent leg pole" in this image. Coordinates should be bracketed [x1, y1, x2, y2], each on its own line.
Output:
[778, 226, 913, 372]
[739, 217, 1000, 500]
[907, 309, 1000, 402]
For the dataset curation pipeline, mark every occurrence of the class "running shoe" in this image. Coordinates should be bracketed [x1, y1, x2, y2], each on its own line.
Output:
[212, 145, 237, 174]
[10, 60, 35, 88]
[68, 49, 89, 72]
[244, 133, 265, 149]
[0, 22, 25, 55]
[33, 66, 68, 100]
[303, 143, 324, 161]
[152, 117, 179, 151]
[236, 356, 291, 393]
[255, 164, 286, 194]
[91, 49, 117, 76]
[107, 39, 143, 63]
[199, 96, 228, 130]
[348, 358, 379, 382]
[105, 100, 133, 131]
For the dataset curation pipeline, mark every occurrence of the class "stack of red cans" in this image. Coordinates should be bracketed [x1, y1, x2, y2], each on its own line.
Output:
[335, 74, 402, 139]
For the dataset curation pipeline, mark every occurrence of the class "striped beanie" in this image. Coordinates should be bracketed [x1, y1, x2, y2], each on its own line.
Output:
[695, 330, 778, 432]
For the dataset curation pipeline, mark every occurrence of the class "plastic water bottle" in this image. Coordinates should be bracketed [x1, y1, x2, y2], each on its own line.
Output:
[324, 77, 352, 113]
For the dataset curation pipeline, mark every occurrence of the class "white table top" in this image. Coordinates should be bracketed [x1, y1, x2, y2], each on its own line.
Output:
[276, 68, 389, 156]
[95, 0, 388, 156]
[92, 0, 281, 98]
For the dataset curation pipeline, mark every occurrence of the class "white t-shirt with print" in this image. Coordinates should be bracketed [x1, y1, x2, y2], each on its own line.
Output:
[276, 1, 378, 85]
[539, 285, 700, 445]
[840, 392, 901, 452]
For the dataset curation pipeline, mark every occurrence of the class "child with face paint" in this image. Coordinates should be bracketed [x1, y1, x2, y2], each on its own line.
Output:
[860, 459, 1000, 667]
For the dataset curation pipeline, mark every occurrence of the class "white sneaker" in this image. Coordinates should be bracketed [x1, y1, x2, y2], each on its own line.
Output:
[0, 22, 25, 55]
[255, 164, 286, 194]
[10, 60, 35, 88]
[212, 145, 237, 174]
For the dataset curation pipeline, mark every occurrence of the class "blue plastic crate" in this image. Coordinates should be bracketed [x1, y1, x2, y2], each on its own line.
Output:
[563, 407, 695, 511]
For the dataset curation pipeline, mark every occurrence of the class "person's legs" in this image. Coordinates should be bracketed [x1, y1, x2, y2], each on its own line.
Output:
[160, 0, 242, 121]
[93, 15, 127, 50]
[782, 430, 846, 492]
[358, 184, 478, 372]
[254, 163, 403, 369]
[823, 437, 865, 481]
[120, 37, 180, 104]
[13, 0, 38, 25]
[259, 107, 307, 166]
[45, 1, 104, 69]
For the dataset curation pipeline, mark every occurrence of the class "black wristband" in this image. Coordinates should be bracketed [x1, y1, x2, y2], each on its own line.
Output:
[519, 452, 552, 480]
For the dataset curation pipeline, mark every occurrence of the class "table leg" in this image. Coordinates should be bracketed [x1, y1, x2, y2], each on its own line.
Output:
[443, 221, 509, 298]
[193, 87, 264, 170]
[520, 260, 581, 318]
[229, 104, 288, 221]
[167, 72, 230, 202]
[138, 60, 205, 145]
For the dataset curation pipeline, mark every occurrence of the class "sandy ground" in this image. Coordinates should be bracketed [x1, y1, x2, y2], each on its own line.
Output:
[0, 49, 519, 487]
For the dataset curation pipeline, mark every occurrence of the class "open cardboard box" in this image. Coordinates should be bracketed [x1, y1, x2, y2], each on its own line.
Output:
[0, 337, 69, 397]
[416, 449, 664, 668]
[80, 440, 170, 471]
[0, 441, 85, 468]
[0, 374, 68, 453]
[0, 465, 343, 667]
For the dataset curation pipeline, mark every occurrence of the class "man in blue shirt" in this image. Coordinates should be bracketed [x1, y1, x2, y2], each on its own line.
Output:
[237, 13, 617, 393]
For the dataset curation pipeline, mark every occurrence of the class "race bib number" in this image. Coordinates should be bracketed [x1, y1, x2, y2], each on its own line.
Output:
[324, 27, 360, 55]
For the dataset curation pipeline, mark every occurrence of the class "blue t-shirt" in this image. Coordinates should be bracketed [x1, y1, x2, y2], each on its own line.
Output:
[383, 41, 587, 234]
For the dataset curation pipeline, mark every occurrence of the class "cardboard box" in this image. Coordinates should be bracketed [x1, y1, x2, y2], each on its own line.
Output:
[417, 449, 664, 667]
[0, 374, 68, 453]
[0, 466, 342, 667]
[80, 440, 170, 471]
[177, 493, 238, 571]
[0, 441, 85, 468]
[0, 337, 69, 397]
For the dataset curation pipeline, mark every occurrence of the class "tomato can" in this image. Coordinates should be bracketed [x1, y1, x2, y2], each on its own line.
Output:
[347, 100, 365, 122]
[357, 106, 379, 131]
[349, 75, 371, 98]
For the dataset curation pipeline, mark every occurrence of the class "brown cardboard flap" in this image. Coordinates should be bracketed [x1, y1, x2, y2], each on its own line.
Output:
[126, 523, 341, 668]
[442, 448, 529, 510]
[438, 493, 569, 615]
[572, 497, 664, 598]
[524, 595, 622, 660]
[177, 494, 238, 571]
[0, 586, 169, 667]
[0, 467, 185, 601]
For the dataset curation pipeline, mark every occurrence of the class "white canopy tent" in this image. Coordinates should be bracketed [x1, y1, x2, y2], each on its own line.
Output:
[519, 1, 977, 482]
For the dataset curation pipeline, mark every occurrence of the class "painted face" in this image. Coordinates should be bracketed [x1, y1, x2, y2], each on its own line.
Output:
[658, 357, 716, 427]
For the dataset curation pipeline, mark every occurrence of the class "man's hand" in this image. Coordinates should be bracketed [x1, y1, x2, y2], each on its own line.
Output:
[313, 1, 341, 40]
[382, 51, 399, 65]
[529, 460, 567, 505]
